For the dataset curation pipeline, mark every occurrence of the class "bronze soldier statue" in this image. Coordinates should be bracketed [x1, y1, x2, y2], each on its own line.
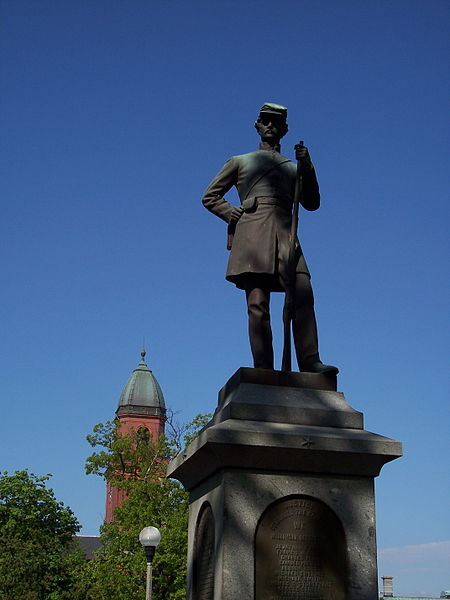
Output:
[202, 102, 338, 374]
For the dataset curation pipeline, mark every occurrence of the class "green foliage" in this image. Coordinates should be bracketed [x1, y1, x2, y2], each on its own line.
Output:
[85, 420, 168, 488]
[0, 470, 84, 600]
[79, 413, 212, 600]
[173, 412, 212, 448]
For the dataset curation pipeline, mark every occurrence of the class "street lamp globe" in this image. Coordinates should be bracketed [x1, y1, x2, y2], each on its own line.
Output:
[139, 526, 161, 563]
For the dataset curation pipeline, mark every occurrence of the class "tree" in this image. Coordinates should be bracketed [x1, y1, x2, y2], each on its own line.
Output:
[0, 470, 83, 600]
[78, 413, 211, 600]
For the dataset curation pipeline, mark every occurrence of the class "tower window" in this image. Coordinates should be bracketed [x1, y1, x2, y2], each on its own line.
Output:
[137, 426, 150, 446]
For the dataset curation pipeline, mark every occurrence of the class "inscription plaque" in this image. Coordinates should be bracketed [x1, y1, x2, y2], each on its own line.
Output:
[193, 503, 215, 600]
[255, 496, 349, 600]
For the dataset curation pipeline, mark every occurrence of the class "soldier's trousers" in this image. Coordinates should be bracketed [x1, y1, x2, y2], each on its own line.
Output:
[245, 273, 320, 370]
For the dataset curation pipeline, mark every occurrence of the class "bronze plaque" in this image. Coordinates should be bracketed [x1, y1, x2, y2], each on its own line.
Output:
[255, 496, 348, 600]
[193, 503, 215, 600]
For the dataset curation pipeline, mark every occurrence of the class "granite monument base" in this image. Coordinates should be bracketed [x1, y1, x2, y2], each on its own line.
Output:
[167, 368, 402, 600]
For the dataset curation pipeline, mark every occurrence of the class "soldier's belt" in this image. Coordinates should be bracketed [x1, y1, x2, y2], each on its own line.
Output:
[242, 196, 291, 212]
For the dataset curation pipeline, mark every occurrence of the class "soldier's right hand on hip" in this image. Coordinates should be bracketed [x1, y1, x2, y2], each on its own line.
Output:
[229, 205, 244, 223]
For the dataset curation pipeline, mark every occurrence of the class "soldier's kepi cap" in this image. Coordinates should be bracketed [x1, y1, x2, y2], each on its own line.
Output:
[258, 102, 288, 121]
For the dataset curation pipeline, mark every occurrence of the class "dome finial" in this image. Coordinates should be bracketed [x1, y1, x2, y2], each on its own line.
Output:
[140, 348, 146, 361]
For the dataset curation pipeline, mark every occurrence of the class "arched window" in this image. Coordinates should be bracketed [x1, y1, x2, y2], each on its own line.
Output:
[137, 426, 150, 446]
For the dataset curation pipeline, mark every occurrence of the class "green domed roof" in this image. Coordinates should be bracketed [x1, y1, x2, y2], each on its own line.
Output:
[116, 350, 166, 417]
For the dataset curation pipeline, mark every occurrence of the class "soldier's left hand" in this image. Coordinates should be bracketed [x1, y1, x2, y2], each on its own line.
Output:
[295, 144, 313, 171]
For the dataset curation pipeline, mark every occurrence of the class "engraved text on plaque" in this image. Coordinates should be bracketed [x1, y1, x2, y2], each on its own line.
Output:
[255, 496, 349, 600]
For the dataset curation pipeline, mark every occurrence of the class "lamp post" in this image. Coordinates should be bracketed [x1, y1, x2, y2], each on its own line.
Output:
[139, 526, 161, 600]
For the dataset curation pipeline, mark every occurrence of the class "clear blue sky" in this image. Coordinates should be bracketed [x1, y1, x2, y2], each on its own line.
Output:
[1, 1, 448, 595]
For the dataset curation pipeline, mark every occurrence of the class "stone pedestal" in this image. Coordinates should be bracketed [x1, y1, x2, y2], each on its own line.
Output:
[167, 368, 402, 600]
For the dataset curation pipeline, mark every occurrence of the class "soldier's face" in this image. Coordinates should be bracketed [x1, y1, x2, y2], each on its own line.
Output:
[255, 114, 287, 142]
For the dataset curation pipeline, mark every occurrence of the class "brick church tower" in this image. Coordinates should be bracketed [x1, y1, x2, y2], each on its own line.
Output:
[105, 349, 166, 522]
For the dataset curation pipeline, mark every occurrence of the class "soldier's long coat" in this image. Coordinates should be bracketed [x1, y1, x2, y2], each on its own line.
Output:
[202, 148, 320, 291]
